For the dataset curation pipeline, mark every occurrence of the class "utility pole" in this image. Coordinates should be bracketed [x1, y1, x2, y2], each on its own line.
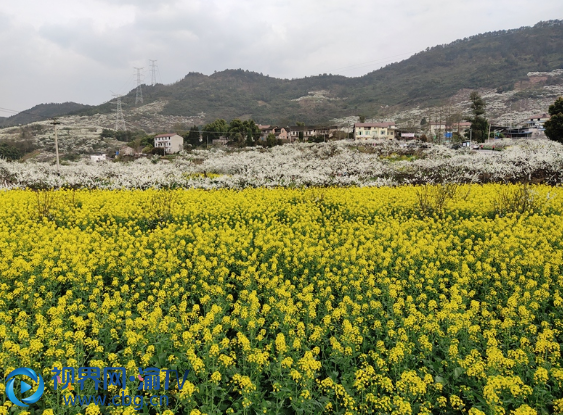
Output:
[487, 123, 492, 145]
[149, 60, 158, 86]
[112, 93, 127, 131]
[438, 107, 443, 145]
[51, 118, 61, 174]
[134, 67, 144, 104]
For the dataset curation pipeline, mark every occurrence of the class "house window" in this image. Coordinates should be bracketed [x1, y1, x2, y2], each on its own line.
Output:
[381, 130, 385, 135]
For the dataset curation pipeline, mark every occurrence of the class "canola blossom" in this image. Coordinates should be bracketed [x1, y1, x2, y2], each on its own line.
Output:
[0, 185, 562, 414]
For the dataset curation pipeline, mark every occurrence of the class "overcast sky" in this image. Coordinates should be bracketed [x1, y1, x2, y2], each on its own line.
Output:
[0, 0, 561, 112]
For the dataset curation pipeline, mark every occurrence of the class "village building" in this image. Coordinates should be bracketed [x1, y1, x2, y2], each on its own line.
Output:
[429, 121, 472, 136]
[274, 127, 290, 141]
[154, 133, 184, 154]
[212, 137, 229, 145]
[288, 126, 339, 141]
[90, 154, 107, 162]
[353, 122, 396, 140]
[118, 146, 135, 156]
[523, 113, 550, 138]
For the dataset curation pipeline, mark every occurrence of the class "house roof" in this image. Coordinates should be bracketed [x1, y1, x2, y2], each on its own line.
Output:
[154, 133, 177, 138]
[430, 122, 471, 127]
[354, 122, 395, 128]
[290, 125, 338, 131]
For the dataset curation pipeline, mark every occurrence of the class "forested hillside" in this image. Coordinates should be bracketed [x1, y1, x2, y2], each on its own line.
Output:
[0, 102, 91, 127]
[15, 20, 563, 125]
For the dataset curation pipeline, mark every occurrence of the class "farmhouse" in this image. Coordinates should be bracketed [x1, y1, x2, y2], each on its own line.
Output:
[154, 133, 184, 154]
[354, 122, 396, 140]
[118, 146, 135, 156]
[523, 113, 550, 133]
[90, 154, 107, 162]
[429, 121, 472, 137]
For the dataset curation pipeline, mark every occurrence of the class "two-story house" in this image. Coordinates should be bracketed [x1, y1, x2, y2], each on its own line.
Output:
[154, 133, 184, 154]
[288, 125, 339, 141]
[523, 113, 550, 130]
[429, 121, 472, 137]
[354, 122, 396, 140]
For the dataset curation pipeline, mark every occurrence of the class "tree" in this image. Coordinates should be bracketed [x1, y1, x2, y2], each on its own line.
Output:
[228, 119, 244, 140]
[266, 133, 278, 148]
[359, 115, 366, 123]
[296, 121, 305, 141]
[233, 132, 245, 147]
[241, 120, 261, 144]
[100, 129, 115, 139]
[466, 91, 489, 143]
[544, 97, 563, 143]
[0, 142, 23, 160]
[245, 130, 256, 147]
[203, 119, 229, 141]
[115, 131, 134, 142]
[183, 125, 201, 147]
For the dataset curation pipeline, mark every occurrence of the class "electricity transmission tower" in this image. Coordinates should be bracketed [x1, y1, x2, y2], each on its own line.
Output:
[134, 67, 144, 104]
[112, 94, 127, 131]
[149, 60, 158, 86]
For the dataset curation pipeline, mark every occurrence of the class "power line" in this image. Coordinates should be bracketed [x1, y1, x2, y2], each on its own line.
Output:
[0, 106, 55, 124]
[0, 107, 20, 115]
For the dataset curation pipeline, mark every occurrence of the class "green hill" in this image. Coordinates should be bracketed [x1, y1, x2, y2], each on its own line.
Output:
[34, 20, 563, 125]
[0, 102, 91, 128]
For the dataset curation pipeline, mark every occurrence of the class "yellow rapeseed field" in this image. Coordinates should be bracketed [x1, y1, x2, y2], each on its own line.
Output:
[0, 185, 562, 414]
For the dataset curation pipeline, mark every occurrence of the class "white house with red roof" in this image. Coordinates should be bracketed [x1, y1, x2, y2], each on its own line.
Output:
[154, 133, 183, 154]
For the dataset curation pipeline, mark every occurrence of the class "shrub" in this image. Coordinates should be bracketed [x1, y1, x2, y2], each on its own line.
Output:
[493, 183, 556, 217]
[416, 183, 470, 217]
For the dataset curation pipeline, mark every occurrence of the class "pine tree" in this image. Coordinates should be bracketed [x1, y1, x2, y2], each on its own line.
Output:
[466, 91, 489, 143]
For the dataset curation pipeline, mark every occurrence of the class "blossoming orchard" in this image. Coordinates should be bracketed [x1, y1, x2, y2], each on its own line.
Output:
[0, 140, 562, 414]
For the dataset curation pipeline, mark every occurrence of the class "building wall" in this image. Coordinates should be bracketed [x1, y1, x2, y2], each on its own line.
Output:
[154, 134, 184, 154]
[277, 128, 289, 140]
[169, 135, 183, 153]
[354, 126, 394, 140]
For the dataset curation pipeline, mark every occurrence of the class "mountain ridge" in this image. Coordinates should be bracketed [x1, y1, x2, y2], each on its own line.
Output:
[4, 19, 563, 126]
[0, 102, 91, 128]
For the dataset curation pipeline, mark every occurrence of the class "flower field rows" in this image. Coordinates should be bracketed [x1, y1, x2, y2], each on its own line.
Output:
[2, 139, 563, 190]
[0, 185, 562, 414]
